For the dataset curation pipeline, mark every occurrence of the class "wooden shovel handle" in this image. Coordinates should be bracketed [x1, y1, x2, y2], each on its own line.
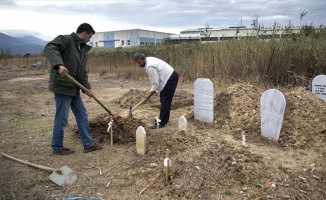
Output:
[1, 152, 56, 172]
[165, 149, 171, 182]
[65, 74, 113, 115]
[131, 98, 146, 112]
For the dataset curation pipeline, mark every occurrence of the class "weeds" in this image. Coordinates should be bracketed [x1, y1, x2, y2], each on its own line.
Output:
[224, 189, 232, 195]
[240, 178, 264, 189]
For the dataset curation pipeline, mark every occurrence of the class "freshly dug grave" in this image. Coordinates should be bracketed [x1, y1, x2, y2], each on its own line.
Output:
[72, 114, 145, 144]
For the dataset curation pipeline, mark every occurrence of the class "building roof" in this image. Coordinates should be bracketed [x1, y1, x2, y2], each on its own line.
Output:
[169, 34, 201, 39]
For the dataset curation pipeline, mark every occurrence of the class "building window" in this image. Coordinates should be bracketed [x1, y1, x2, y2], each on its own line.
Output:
[127, 40, 130, 45]
[121, 40, 124, 45]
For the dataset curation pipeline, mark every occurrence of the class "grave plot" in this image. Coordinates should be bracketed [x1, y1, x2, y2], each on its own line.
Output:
[71, 114, 145, 144]
[70, 88, 194, 146]
[186, 83, 326, 149]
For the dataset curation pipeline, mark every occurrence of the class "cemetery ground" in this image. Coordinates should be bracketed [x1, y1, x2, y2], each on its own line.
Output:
[0, 64, 325, 200]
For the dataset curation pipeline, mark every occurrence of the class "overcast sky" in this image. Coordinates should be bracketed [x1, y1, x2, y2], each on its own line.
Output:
[1, 0, 325, 40]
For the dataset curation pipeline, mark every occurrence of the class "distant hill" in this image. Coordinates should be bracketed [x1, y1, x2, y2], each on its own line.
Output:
[0, 32, 49, 55]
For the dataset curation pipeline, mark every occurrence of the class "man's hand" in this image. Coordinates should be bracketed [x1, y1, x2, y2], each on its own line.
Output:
[58, 65, 68, 77]
[144, 91, 156, 101]
[86, 89, 94, 98]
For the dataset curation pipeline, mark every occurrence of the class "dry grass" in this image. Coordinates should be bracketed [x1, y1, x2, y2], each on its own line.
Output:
[0, 26, 325, 86]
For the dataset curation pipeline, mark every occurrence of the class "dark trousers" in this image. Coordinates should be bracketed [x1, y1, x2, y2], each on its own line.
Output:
[160, 71, 179, 125]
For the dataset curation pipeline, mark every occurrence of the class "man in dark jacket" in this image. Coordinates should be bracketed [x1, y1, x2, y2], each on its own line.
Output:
[44, 23, 102, 155]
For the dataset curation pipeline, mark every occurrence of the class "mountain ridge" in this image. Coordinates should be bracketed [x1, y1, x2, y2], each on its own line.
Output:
[0, 32, 48, 55]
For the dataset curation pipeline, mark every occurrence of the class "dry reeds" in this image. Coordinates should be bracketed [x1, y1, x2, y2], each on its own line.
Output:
[1, 26, 325, 87]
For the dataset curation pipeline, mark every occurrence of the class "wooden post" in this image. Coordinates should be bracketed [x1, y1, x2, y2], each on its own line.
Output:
[165, 149, 171, 182]
[110, 115, 113, 146]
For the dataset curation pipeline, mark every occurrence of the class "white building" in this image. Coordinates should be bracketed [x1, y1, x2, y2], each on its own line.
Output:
[90, 26, 304, 48]
[90, 29, 174, 48]
[169, 26, 302, 43]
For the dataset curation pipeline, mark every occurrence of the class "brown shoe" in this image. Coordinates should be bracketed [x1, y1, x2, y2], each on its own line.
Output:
[84, 143, 102, 153]
[53, 148, 75, 155]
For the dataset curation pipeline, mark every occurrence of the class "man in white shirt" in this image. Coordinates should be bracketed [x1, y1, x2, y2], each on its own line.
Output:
[134, 53, 179, 129]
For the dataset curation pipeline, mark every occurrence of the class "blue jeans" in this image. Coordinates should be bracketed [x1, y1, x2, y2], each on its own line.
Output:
[52, 93, 94, 152]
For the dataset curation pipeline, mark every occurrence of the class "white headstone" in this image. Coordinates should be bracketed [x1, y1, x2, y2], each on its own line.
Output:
[312, 74, 326, 103]
[178, 116, 187, 132]
[260, 89, 286, 142]
[194, 78, 214, 124]
[136, 126, 146, 155]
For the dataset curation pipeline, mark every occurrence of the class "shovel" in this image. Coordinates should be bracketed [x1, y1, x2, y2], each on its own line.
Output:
[1, 152, 77, 186]
[129, 98, 146, 118]
[65, 74, 113, 115]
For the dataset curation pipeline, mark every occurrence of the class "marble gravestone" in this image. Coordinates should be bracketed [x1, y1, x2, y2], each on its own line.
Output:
[194, 78, 214, 124]
[178, 116, 187, 132]
[312, 74, 326, 103]
[136, 126, 146, 155]
[260, 89, 286, 142]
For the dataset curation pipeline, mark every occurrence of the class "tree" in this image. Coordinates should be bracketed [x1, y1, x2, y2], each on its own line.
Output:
[299, 10, 307, 27]
[201, 23, 212, 41]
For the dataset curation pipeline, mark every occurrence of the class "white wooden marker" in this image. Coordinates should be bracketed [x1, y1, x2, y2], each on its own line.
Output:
[136, 126, 146, 155]
[164, 149, 171, 182]
[178, 116, 187, 132]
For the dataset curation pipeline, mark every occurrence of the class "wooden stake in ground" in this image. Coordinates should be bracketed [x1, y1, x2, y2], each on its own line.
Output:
[241, 131, 246, 146]
[155, 116, 161, 130]
[107, 115, 114, 146]
[164, 149, 171, 182]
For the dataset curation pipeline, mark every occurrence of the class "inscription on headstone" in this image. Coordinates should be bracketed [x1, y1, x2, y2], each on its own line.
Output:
[136, 126, 146, 155]
[312, 74, 326, 103]
[260, 89, 286, 142]
[194, 78, 214, 124]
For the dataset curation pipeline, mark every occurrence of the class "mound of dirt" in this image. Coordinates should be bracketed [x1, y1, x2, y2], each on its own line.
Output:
[111, 89, 193, 110]
[215, 84, 325, 149]
[72, 114, 145, 144]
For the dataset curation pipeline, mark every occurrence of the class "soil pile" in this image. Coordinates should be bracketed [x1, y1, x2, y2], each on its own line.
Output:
[214, 84, 326, 149]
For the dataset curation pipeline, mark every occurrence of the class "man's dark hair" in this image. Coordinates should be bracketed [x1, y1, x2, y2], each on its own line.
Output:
[76, 23, 95, 34]
[134, 53, 145, 61]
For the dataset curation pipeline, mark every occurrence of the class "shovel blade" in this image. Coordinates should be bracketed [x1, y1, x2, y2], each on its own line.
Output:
[49, 165, 77, 186]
